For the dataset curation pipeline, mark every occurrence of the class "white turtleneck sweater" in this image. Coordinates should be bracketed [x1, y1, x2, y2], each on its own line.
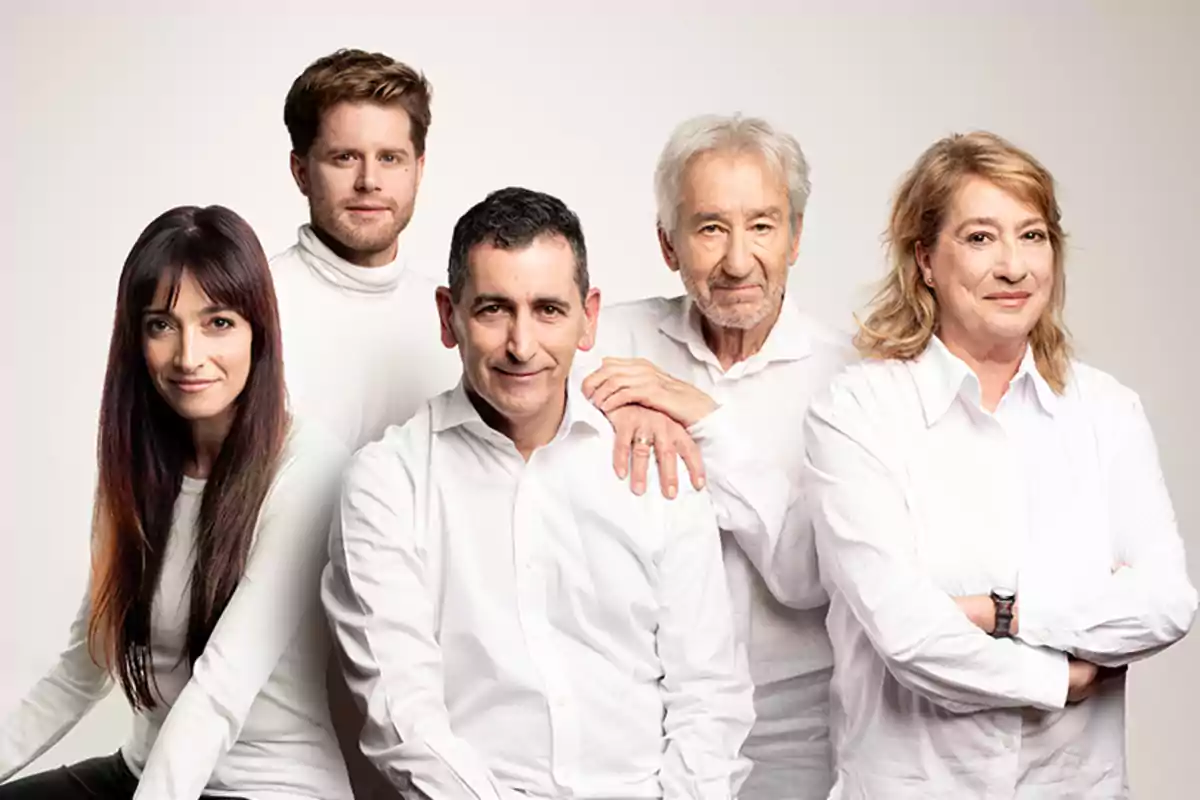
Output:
[270, 226, 461, 452]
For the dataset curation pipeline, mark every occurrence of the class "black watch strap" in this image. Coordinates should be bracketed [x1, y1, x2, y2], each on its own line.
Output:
[990, 588, 1016, 638]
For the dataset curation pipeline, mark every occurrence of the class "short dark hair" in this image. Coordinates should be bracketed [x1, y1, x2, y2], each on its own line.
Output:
[447, 187, 589, 302]
[284, 48, 432, 157]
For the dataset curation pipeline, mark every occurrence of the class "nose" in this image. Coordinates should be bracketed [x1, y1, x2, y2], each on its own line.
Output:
[354, 158, 380, 193]
[721, 228, 756, 280]
[994, 235, 1030, 284]
[506, 310, 538, 364]
[174, 326, 203, 373]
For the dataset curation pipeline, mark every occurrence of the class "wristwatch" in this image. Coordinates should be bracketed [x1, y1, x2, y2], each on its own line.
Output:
[990, 588, 1016, 638]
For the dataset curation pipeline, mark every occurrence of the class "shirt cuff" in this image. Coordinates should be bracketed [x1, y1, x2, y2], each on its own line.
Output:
[686, 403, 740, 465]
[1013, 642, 1069, 711]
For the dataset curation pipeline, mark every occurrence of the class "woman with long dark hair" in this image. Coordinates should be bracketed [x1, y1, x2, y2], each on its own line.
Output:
[0, 206, 353, 799]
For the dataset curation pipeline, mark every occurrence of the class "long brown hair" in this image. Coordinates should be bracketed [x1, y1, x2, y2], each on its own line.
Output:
[855, 131, 1072, 391]
[88, 205, 288, 710]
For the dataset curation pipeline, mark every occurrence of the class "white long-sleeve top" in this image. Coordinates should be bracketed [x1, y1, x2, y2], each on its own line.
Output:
[0, 421, 354, 800]
[270, 225, 460, 451]
[321, 380, 755, 800]
[803, 336, 1197, 799]
[587, 295, 853, 800]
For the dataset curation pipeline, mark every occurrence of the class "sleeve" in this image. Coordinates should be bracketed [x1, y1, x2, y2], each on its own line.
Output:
[656, 488, 756, 800]
[1017, 394, 1198, 666]
[131, 430, 350, 800]
[803, 388, 1070, 715]
[320, 440, 520, 800]
[0, 585, 114, 782]
[688, 405, 825, 609]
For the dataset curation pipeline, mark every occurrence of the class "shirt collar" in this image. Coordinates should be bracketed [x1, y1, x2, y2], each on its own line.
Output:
[912, 336, 1059, 426]
[656, 293, 813, 373]
[295, 224, 407, 295]
[431, 376, 609, 444]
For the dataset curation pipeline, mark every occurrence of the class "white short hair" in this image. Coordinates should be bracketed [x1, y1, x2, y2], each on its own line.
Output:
[654, 113, 811, 237]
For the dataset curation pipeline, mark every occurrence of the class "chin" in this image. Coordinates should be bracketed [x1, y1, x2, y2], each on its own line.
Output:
[166, 397, 233, 423]
[494, 392, 555, 419]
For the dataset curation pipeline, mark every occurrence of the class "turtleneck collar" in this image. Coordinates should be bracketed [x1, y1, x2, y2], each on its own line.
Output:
[294, 224, 407, 295]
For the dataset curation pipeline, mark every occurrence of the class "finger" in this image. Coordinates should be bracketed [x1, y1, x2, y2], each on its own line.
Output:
[653, 429, 679, 499]
[676, 428, 706, 490]
[582, 362, 638, 399]
[589, 371, 650, 409]
[580, 365, 609, 398]
[630, 432, 653, 496]
[589, 379, 630, 410]
[610, 412, 635, 480]
[601, 356, 641, 368]
[598, 386, 650, 414]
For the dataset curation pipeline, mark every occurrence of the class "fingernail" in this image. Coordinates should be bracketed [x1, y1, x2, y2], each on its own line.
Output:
[633, 482, 645, 495]
[667, 486, 677, 499]
[617, 467, 627, 479]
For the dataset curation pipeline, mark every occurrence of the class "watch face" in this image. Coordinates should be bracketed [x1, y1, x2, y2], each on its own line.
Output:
[993, 588, 1016, 601]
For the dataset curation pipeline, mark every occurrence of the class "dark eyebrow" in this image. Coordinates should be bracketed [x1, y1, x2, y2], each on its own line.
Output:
[471, 294, 514, 309]
[533, 295, 573, 309]
[142, 304, 232, 317]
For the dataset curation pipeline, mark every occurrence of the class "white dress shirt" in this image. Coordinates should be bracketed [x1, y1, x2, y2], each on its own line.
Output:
[804, 336, 1197, 799]
[587, 295, 854, 800]
[0, 421, 354, 800]
[271, 224, 460, 451]
[321, 380, 755, 800]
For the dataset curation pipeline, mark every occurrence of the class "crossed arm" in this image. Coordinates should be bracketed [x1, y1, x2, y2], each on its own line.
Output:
[803, 388, 1196, 712]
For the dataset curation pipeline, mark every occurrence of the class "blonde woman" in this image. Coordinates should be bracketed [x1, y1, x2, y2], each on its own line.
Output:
[803, 131, 1196, 798]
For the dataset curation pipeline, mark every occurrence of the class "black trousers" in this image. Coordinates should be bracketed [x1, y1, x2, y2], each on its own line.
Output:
[0, 752, 246, 800]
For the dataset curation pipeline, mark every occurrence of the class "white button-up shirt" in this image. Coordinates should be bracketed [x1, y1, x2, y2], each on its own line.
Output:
[588, 295, 854, 800]
[321, 381, 755, 800]
[803, 336, 1197, 799]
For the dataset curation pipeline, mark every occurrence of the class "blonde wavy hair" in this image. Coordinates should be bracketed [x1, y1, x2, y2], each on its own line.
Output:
[855, 131, 1072, 392]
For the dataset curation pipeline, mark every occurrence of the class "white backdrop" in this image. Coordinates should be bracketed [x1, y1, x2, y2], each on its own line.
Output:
[2, 1, 1197, 796]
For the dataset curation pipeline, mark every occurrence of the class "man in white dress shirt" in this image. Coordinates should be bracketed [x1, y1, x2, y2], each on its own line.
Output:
[581, 115, 852, 800]
[321, 186, 755, 800]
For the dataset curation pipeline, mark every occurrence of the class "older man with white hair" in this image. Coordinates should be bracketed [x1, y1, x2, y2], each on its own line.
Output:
[582, 114, 852, 799]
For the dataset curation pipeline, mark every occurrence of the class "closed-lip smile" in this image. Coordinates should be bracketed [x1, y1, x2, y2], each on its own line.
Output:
[172, 378, 216, 393]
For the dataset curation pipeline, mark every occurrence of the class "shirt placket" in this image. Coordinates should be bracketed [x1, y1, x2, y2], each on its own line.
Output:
[512, 456, 578, 796]
[988, 405, 1031, 792]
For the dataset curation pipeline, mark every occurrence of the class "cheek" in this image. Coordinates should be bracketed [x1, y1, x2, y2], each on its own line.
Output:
[142, 340, 170, 381]
[679, 251, 718, 289]
[1031, 249, 1056, 285]
[937, 249, 990, 294]
[383, 168, 417, 197]
[225, 333, 255, 387]
[311, 168, 351, 202]
[756, 241, 791, 281]
[462, 321, 504, 363]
